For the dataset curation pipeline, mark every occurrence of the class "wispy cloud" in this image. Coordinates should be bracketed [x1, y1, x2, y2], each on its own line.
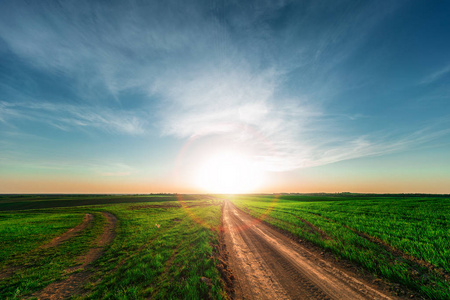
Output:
[0, 101, 146, 135]
[0, 149, 135, 177]
[152, 59, 449, 171]
[1, 0, 447, 174]
[420, 64, 450, 85]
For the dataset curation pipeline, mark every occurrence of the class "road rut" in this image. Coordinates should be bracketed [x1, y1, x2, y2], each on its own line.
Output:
[41, 213, 94, 249]
[32, 212, 117, 300]
[223, 201, 397, 300]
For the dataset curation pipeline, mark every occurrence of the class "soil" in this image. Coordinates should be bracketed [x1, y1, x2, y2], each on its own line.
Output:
[31, 212, 117, 300]
[0, 214, 94, 281]
[222, 201, 408, 300]
[214, 203, 235, 298]
[0, 266, 18, 281]
[41, 213, 94, 249]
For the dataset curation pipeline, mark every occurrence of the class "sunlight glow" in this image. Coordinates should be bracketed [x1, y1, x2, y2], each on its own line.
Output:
[195, 152, 265, 194]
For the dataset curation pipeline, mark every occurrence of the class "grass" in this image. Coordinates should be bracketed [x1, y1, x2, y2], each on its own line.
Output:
[3, 193, 448, 299]
[0, 195, 226, 300]
[0, 210, 105, 298]
[229, 194, 450, 299]
[84, 200, 224, 299]
[0, 212, 83, 262]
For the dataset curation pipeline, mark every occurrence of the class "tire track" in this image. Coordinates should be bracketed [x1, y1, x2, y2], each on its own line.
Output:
[223, 201, 396, 300]
[31, 212, 117, 300]
[240, 223, 331, 300]
[41, 214, 94, 249]
[108, 217, 181, 277]
[301, 210, 450, 281]
[0, 213, 93, 281]
[148, 243, 181, 299]
[224, 203, 289, 300]
[294, 216, 333, 241]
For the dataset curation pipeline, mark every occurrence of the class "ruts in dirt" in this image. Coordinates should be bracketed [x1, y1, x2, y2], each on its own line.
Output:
[41, 213, 94, 249]
[0, 213, 94, 281]
[32, 212, 117, 300]
[223, 201, 397, 300]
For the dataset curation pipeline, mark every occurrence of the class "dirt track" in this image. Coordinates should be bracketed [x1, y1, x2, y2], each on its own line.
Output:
[41, 213, 94, 249]
[32, 212, 117, 300]
[0, 214, 94, 281]
[223, 201, 397, 300]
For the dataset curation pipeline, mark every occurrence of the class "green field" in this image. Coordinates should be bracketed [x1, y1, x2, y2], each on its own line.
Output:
[0, 195, 226, 299]
[1, 194, 449, 299]
[229, 194, 450, 299]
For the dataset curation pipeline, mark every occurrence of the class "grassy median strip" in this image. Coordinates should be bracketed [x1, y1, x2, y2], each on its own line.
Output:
[84, 201, 225, 299]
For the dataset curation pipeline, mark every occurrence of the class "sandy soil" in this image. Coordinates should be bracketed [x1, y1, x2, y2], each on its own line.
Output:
[223, 201, 399, 300]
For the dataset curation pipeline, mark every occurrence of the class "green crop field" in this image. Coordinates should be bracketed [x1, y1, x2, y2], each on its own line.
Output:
[229, 194, 450, 299]
[0, 195, 226, 300]
[1, 194, 449, 299]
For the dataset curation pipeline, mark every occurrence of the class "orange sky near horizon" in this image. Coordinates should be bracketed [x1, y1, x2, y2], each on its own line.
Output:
[1, 174, 448, 194]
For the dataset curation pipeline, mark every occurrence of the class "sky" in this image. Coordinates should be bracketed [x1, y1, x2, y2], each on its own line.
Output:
[0, 0, 449, 194]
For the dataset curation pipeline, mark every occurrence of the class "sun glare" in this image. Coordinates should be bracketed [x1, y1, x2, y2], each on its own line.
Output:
[195, 152, 264, 194]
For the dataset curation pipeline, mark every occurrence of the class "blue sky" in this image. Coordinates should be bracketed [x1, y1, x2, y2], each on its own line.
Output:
[0, 0, 449, 193]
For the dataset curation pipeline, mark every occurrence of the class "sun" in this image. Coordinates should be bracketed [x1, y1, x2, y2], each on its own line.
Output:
[195, 152, 264, 194]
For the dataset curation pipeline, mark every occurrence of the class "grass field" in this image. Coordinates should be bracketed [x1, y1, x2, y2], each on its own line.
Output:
[229, 194, 450, 299]
[0, 212, 84, 262]
[0, 195, 226, 299]
[1, 194, 449, 299]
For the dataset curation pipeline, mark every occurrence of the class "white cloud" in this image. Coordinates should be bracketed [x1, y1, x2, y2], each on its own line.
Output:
[1, 1, 446, 174]
[0, 101, 146, 135]
[151, 59, 449, 171]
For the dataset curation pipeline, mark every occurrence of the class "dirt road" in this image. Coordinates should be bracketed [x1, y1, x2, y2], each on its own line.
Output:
[41, 213, 94, 249]
[32, 212, 117, 300]
[223, 201, 396, 300]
